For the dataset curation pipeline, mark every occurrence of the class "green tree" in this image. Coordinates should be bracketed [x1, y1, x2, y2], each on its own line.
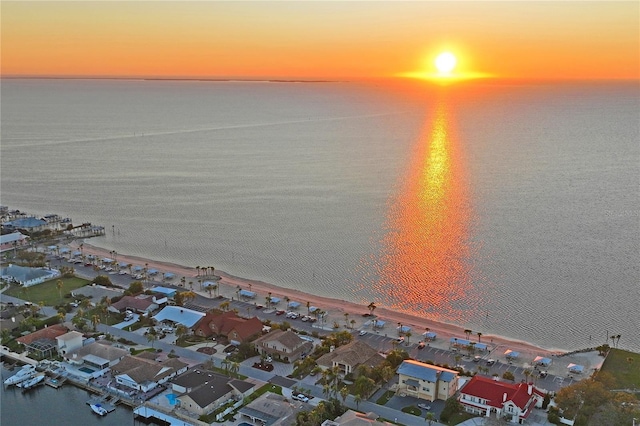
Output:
[126, 281, 143, 295]
[93, 275, 113, 287]
[56, 280, 64, 302]
[146, 327, 158, 348]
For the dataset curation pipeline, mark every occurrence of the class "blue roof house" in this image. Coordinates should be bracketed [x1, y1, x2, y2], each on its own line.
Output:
[397, 360, 459, 402]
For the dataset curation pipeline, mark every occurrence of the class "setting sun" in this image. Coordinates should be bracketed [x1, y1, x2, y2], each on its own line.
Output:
[435, 52, 457, 74]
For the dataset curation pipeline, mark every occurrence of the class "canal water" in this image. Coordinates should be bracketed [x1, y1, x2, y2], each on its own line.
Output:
[1, 363, 155, 426]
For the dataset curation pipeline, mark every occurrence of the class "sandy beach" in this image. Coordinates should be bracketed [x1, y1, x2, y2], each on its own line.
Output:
[71, 241, 561, 360]
[71, 242, 560, 359]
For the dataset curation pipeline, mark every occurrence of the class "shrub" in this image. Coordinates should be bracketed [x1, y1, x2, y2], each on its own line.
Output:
[502, 371, 515, 381]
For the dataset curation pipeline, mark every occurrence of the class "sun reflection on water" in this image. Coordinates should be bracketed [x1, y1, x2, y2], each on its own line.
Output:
[372, 101, 473, 323]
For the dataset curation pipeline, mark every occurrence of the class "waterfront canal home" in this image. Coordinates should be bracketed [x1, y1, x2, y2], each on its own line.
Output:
[458, 375, 544, 423]
[16, 324, 69, 358]
[0, 231, 29, 253]
[0, 264, 60, 287]
[316, 340, 385, 376]
[63, 341, 129, 369]
[110, 355, 188, 393]
[170, 369, 255, 417]
[397, 360, 459, 402]
[192, 310, 263, 345]
[56, 330, 83, 356]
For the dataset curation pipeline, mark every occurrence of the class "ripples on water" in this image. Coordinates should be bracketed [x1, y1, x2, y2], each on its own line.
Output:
[1, 79, 638, 351]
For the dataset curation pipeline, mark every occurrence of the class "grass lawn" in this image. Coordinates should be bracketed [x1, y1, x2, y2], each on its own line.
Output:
[5, 277, 90, 306]
[376, 390, 395, 405]
[401, 405, 421, 415]
[599, 348, 640, 390]
[448, 412, 476, 425]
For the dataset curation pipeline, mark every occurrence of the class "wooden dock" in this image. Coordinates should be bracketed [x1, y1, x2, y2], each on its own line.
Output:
[44, 375, 66, 388]
[86, 394, 118, 413]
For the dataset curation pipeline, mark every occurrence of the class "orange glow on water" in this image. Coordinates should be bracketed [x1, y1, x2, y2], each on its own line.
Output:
[373, 101, 473, 322]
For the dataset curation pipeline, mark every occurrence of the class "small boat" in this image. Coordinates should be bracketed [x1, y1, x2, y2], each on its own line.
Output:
[4, 364, 37, 385]
[18, 374, 44, 389]
[90, 403, 108, 416]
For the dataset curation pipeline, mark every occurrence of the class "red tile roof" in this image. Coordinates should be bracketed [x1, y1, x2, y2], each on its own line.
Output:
[460, 375, 539, 411]
[111, 295, 155, 312]
[193, 311, 262, 342]
[17, 324, 68, 345]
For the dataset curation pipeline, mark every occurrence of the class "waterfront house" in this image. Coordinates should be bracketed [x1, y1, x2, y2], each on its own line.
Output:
[252, 329, 314, 362]
[397, 360, 459, 402]
[192, 311, 263, 345]
[16, 324, 68, 358]
[63, 341, 129, 369]
[316, 340, 385, 376]
[56, 330, 84, 356]
[171, 369, 255, 417]
[2, 217, 48, 233]
[0, 232, 28, 253]
[458, 375, 544, 423]
[111, 355, 188, 393]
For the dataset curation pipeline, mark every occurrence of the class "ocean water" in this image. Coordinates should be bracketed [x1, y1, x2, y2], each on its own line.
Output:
[1, 78, 638, 352]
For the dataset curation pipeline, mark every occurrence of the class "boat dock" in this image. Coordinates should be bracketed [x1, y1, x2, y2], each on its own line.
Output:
[44, 375, 66, 388]
[86, 395, 118, 414]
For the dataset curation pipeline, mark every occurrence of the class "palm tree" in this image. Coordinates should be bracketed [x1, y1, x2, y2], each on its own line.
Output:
[230, 361, 240, 378]
[146, 327, 158, 348]
[343, 312, 349, 328]
[354, 393, 362, 410]
[284, 296, 290, 307]
[405, 331, 412, 345]
[425, 412, 436, 425]
[221, 358, 230, 374]
[615, 334, 621, 348]
[196, 266, 200, 277]
[56, 279, 64, 302]
[339, 386, 349, 405]
[367, 302, 377, 317]
[91, 314, 100, 331]
[610, 335, 616, 347]
[306, 301, 311, 316]
[220, 301, 230, 311]
[477, 332, 483, 343]
[266, 292, 272, 310]
[464, 329, 472, 340]
[350, 319, 356, 330]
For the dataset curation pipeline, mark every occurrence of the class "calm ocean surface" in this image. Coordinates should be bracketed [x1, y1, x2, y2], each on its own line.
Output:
[1, 79, 638, 352]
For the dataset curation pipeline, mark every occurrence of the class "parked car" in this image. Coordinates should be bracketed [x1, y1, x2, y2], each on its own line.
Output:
[358, 330, 367, 336]
[275, 310, 286, 315]
[265, 356, 273, 362]
[292, 394, 309, 403]
[417, 341, 426, 349]
[223, 345, 238, 354]
[473, 356, 482, 362]
[418, 403, 431, 410]
[396, 336, 405, 343]
[486, 359, 495, 366]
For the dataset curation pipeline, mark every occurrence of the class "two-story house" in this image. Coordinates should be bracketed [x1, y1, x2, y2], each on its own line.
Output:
[458, 375, 545, 424]
[397, 360, 458, 402]
[316, 340, 385, 376]
[252, 329, 313, 362]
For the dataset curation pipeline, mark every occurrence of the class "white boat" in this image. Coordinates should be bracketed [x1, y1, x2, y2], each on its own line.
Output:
[18, 374, 44, 389]
[3, 364, 37, 385]
[90, 403, 108, 416]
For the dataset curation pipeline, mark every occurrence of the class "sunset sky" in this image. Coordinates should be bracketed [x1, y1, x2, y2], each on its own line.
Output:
[2, 1, 638, 81]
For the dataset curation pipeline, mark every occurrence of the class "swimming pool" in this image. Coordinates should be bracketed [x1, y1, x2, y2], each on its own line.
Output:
[166, 394, 178, 405]
[79, 367, 95, 374]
